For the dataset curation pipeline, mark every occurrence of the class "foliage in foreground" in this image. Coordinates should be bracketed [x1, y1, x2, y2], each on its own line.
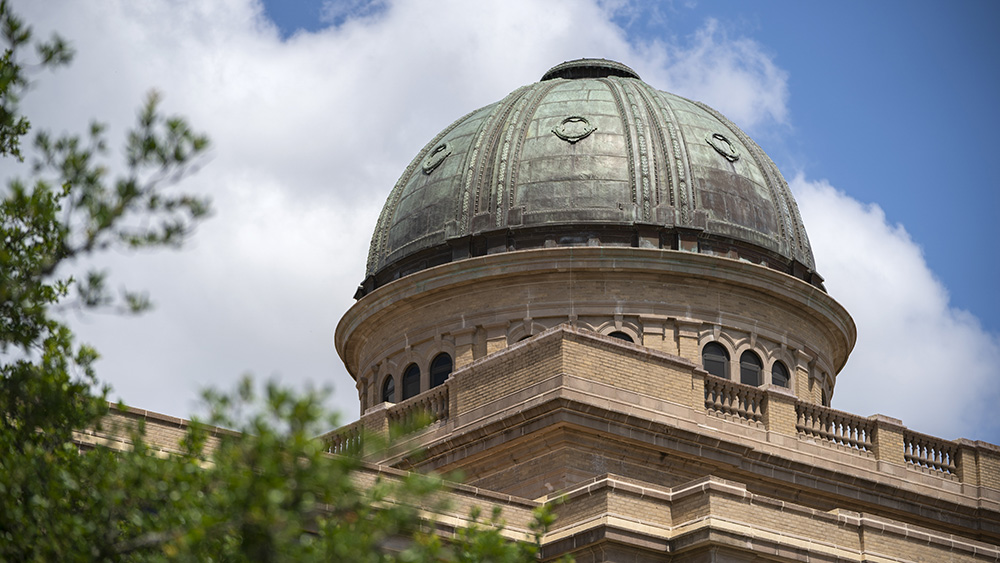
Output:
[0, 4, 563, 561]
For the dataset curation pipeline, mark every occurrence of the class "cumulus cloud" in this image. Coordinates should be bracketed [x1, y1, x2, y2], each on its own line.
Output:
[635, 18, 789, 130]
[7, 0, 833, 423]
[793, 175, 1000, 441]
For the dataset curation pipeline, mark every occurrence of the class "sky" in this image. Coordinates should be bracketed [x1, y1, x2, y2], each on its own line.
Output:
[7, 0, 999, 444]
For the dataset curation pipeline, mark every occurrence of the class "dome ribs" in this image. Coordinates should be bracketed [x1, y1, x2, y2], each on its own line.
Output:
[616, 77, 655, 222]
[694, 102, 813, 270]
[633, 81, 672, 211]
[645, 86, 694, 225]
[495, 80, 557, 228]
[368, 105, 480, 276]
[457, 87, 526, 235]
[598, 77, 639, 213]
[694, 102, 791, 262]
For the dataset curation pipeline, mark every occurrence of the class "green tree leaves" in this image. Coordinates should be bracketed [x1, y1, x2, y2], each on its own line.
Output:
[0, 3, 565, 560]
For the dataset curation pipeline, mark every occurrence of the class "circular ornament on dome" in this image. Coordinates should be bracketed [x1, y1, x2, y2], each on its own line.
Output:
[707, 133, 740, 162]
[421, 142, 452, 174]
[552, 116, 597, 144]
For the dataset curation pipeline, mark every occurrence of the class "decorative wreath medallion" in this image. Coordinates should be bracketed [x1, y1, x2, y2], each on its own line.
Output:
[422, 142, 452, 174]
[552, 116, 597, 144]
[706, 133, 739, 162]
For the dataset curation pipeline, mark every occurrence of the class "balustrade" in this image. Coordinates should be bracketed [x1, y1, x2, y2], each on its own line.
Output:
[795, 403, 873, 452]
[324, 385, 450, 456]
[325, 420, 363, 455]
[387, 384, 450, 428]
[904, 430, 958, 475]
[704, 377, 764, 424]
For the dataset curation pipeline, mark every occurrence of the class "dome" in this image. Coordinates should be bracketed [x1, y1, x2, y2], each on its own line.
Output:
[360, 59, 820, 297]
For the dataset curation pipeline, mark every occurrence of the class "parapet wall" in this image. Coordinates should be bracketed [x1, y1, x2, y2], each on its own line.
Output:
[326, 325, 1000, 494]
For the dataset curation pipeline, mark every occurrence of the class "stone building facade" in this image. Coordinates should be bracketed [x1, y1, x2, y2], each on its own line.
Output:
[327, 59, 1000, 561]
[110, 59, 1000, 561]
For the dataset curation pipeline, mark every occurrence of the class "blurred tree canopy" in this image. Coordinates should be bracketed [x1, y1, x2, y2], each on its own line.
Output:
[0, 3, 562, 560]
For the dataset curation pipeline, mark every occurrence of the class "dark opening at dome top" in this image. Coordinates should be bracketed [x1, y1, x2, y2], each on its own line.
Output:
[541, 58, 640, 81]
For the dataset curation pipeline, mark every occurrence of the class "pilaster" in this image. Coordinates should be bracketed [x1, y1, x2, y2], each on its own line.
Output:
[484, 321, 509, 356]
[639, 315, 674, 355]
[451, 327, 477, 369]
[794, 349, 813, 402]
[870, 414, 906, 470]
[763, 385, 798, 438]
[675, 320, 702, 364]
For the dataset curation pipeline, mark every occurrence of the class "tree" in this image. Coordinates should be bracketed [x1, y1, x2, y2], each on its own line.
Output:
[0, 4, 564, 561]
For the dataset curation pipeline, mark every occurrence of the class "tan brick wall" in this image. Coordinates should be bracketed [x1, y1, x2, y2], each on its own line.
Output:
[542, 475, 999, 562]
[453, 334, 565, 413]
[860, 522, 992, 563]
[762, 388, 797, 436]
[560, 338, 697, 407]
[463, 436, 704, 500]
[75, 405, 228, 456]
[871, 415, 907, 465]
[979, 443, 1000, 490]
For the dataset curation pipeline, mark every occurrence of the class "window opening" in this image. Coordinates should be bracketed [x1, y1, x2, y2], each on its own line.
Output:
[702, 343, 729, 378]
[772, 361, 790, 388]
[381, 376, 395, 404]
[430, 353, 453, 388]
[608, 331, 634, 343]
[740, 351, 762, 386]
[402, 364, 420, 401]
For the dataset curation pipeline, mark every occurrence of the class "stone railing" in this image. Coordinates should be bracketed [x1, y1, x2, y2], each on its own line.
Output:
[323, 384, 451, 456]
[325, 419, 363, 456]
[387, 384, 450, 428]
[693, 374, 995, 485]
[904, 429, 958, 475]
[704, 377, 764, 424]
[796, 402, 873, 452]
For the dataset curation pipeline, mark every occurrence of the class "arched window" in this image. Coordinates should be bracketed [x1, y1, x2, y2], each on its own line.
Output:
[702, 343, 729, 378]
[381, 376, 395, 404]
[740, 351, 763, 386]
[429, 353, 453, 388]
[772, 361, 790, 388]
[608, 331, 634, 343]
[402, 363, 420, 401]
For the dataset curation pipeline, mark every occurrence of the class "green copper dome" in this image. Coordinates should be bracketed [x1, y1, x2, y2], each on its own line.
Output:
[359, 59, 819, 297]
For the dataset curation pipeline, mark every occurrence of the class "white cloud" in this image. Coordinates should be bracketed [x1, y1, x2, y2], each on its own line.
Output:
[17, 0, 924, 435]
[792, 175, 1000, 441]
[635, 18, 790, 130]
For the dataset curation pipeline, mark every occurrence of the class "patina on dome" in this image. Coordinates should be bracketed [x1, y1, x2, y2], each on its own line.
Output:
[359, 59, 820, 297]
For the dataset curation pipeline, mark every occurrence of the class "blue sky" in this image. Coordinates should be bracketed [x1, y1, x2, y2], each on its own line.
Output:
[263, 0, 1000, 332]
[11, 0, 999, 444]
